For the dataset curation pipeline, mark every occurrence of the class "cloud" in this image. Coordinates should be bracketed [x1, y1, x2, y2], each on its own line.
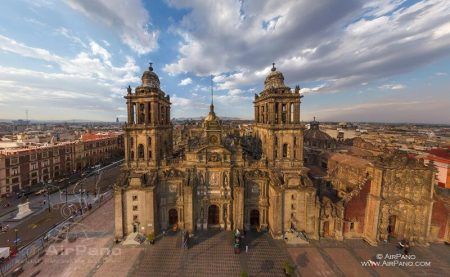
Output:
[54, 27, 87, 48]
[379, 83, 405, 90]
[65, 0, 158, 54]
[435, 72, 448, 76]
[164, 0, 450, 95]
[0, 34, 141, 120]
[178, 77, 192, 86]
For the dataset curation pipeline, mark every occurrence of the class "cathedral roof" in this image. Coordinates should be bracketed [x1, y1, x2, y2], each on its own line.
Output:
[304, 119, 333, 142]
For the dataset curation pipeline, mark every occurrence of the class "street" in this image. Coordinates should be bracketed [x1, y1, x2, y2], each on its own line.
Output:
[0, 161, 122, 249]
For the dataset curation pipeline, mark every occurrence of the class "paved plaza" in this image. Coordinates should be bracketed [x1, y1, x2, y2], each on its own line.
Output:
[17, 198, 450, 277]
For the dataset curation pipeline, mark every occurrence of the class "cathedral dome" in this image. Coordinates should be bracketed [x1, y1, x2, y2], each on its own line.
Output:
[141, 63, 160, 89]
[264, 63, 285, 89]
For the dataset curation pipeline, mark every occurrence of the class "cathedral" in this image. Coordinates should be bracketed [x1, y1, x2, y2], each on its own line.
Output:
[114, 63, 320, 240]
[114, 63, 443, 245]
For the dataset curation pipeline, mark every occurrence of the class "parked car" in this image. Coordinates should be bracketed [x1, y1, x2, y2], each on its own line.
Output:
[35, 189, 48, 195]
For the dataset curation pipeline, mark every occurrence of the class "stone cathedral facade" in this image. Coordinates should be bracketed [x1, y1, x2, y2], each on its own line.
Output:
[114, 64, 320, 240]
[114, 64, 441, 245]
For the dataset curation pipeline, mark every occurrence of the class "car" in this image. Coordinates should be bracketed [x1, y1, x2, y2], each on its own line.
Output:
[35, 189, 47, 195]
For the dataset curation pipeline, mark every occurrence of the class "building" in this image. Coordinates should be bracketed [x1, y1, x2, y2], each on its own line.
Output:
[114, 64, 320, 240]
[114, 64, 446, 245]
[0, 132, 124, 195]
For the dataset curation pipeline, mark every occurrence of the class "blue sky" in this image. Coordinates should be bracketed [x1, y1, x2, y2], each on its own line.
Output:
[0, 0, 449, 123]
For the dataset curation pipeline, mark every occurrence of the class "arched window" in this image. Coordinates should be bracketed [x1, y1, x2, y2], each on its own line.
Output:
[281, 104, 287, 123]
[138, 144, 144, 159]
[282, 143, 288, 158]
[148, 136, 151, 146]
[139, 104, 145, 124]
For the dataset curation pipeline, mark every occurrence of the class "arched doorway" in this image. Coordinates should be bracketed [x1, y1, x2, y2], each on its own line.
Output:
[208, 205, 219, 226]
[323, 221, 330, 236]
[388, 215, 397, 237]
[250, 209, 260, 228]
[169, 209, 178, 225]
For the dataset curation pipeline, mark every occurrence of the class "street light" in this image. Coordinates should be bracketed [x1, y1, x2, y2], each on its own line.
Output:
[14, 229, 18, 248]
[44, 182, 51, 212]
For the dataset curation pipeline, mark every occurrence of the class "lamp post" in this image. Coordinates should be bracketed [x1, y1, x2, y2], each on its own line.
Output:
[44, 182, 51, 212]
[14, 229, 18, 249]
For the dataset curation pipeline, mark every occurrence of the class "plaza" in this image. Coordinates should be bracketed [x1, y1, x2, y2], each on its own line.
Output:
[19, 197, 449, 277]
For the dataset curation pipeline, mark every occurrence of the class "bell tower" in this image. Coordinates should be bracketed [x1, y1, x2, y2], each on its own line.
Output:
[124, 63, 172, 169]
[253, 63, 304, 170]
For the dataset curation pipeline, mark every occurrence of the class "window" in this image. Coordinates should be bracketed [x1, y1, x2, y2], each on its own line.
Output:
[41, 160, 49, 167]
[133, 215, 138, 221]
[42, 152, 48, 158]
[133, 205, 138, 211]
[281, 104, 287, 123]
[53, 150, 59, 156]
[130, 137, 134, 148]
[274, 104, 279, 123]
[11, 167, 19, 175]
[282, 143, 288, 158]
[30, 153, 37, 161]
[148, 151, 152, 159]
[138, 144, 144, 159]
[293, 136, 297, 146]
[139, 103, 145, 124]
[30, 163, 38, 170]
[31, 172, 37, 178]
[10, 157, 19, 165]
[132, 195, 138, 201]
[12, 177, 19, 184]
[130, 151, 134, 160]
[148, 136, 151, 146]
[350, 222, 354, 231]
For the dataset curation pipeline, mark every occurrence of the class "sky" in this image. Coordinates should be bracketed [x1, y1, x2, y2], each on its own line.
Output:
[0, 0, 449, 124]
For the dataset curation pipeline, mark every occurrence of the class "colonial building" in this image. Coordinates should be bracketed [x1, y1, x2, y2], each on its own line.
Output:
[114, 64, 320, 240]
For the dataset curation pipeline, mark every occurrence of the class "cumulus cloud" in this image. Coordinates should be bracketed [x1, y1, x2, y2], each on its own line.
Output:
[0, 34, 140, 120]
[178, 77, 192, 86]
[164, 0, 450, 95]
[65, 0, 158, 54]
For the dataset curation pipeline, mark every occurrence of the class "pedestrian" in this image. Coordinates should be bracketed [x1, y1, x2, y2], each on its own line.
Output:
[245, 245, 248, 253]
[404, 241, 410, 255]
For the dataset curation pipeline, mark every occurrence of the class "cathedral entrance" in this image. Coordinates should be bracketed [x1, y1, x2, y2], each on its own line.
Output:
[250, 209, 260, 228]
[208, 205, 220, 226]
[323, 221, 330, 237]
[169, 209, 178, 225]
[388, 215, 397, 237]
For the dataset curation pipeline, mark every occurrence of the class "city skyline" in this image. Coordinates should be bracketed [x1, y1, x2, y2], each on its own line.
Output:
[0, 0, 450, 124]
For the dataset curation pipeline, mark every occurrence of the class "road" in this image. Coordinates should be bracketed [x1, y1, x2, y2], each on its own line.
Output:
[0, 161, 122, 249]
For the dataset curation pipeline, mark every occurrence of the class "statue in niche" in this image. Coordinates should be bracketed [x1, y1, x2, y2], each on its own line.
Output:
[224, 172, 228, 187]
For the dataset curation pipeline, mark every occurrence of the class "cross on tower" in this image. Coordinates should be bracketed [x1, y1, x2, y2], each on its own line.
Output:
[149, 62, 153, 71]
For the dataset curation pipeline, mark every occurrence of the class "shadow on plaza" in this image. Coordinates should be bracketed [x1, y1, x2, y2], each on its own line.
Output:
[188, 228, 224, 248]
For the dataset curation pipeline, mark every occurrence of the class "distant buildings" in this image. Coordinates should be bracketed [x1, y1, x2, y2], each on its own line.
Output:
[0, 132, 124, 195]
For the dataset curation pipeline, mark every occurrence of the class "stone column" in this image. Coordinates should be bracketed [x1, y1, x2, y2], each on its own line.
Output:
[114, 189, 123, 240]
[127, 100, 132, 124]
[233, 187, 244, 230]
